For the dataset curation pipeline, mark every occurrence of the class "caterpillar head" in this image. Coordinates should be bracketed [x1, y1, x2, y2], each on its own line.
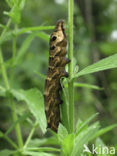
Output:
[50, 20, 66, 47]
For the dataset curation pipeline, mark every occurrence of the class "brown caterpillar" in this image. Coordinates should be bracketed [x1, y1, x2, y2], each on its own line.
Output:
[44, 20, 70, 132]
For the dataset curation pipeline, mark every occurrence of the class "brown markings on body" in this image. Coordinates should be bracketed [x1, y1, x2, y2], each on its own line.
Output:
[44, 20, 70, 132]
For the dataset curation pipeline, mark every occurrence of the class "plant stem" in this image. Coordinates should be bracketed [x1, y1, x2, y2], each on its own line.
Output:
[0, 48, 10, 90]
[3, 134, 18, 149]
[10, 24, 24, 148]
[0, 20, 23, 149]
[24, 122, 38, 148]
[10, 25, 17, 86]
[0, 48, 23, 148]
[11, 98, 23, 148]
[68, 0, 74, 133]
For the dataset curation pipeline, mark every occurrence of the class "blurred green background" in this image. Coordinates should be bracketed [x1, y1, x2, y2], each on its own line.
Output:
[0, 0, 117, 148]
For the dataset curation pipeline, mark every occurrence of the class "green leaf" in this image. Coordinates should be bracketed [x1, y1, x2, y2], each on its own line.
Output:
[11, 88, 47, 134]
[28, 137, 60, 147]
[76, 113, 99, 136]
[92, 124, 117, 140]
[8, 4, 21, 24]
[0, 31, 14, 44]
[95, 138, 107, 156]
[72, 122, 100, 156]
[4, 0, 26, 24]
[74, 54, 117, 78]
[58, 124, 68, 143]
[36, 32, 49, 41]
[64, 82, 103, 90]
[0, 86, 6, 97]
[15, 33, 36, 65]
[73, 82, 103, 90]
[75, 119, 83, 132]
[62, 134, 74, 156]
[19, 0, 26, 10]
[0, 149, 15, 156]
[60, 81, 69, 131]
[5, 113, 29, 136]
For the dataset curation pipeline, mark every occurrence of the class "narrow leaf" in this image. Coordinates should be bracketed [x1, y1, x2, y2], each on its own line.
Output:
[60, 82, 69, 131]
[74, 54, 117, 78]
[58, 124, 68, 143]
[65, 82, 103, 90]
[92, 124, 117, 140]
[72, 122, 100, 156]
[5, 113, 29, 136]
[36, 32, 49, 41]
[15, 33, 36, 64]
[28, 137, 59, 147]
[95, 138, 107, 156]
[76, 113, 99, 136]
[74, 82, 103, 90]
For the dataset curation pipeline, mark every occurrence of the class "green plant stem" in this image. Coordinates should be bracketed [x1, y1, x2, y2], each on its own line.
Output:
[13, 26, 17, 63]
[24, 122, 38, 148]
[0, 20, 23, 149]
[17, 26, 55, 35]
[68, 0, 74, 133]
[3, 134, 18, 149]
[0, 48, 10, 90]
[10, 25, 17, 86]
[10, 24, 24, 149]
[11, 98, 23, 148]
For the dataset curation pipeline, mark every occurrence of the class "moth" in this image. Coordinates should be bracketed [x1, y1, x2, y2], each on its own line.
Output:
[44, 20, 70, 132]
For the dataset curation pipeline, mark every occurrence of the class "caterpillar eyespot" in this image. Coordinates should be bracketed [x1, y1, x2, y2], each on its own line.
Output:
[44, 20, 70, 132]
[51, 36, 57, 41]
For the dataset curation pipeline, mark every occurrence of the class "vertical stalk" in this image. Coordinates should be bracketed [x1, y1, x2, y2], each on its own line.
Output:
[10, 25, 17, 86]
[10, 24, 23, 148]
[0, 21, 23, 148]
[0, 49, 10, 90]
[0, 19, 11, 90]
[68, 0, 74, 133]
[11, 98, 23, 148]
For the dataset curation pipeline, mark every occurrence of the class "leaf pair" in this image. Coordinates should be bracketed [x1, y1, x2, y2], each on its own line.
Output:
[4, 0, 26, 24]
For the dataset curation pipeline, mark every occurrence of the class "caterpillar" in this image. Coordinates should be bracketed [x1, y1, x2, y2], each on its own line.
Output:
[44, 20, 70, 132]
